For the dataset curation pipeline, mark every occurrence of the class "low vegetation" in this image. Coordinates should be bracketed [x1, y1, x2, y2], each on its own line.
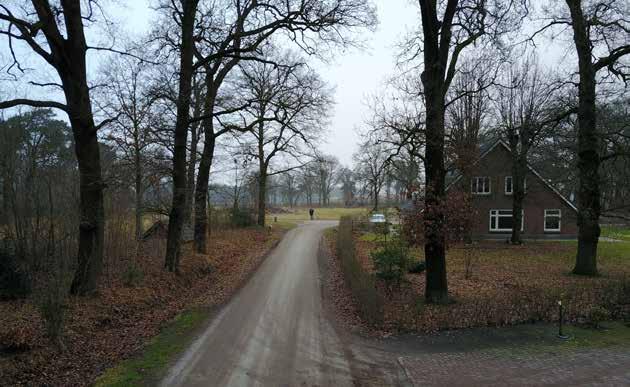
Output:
[334, 216, 383, 326]
[0, 227, 285, 386]
[329, 219, 630, 334]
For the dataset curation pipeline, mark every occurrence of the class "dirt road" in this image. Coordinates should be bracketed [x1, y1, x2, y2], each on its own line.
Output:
[160, 221, 406, 387]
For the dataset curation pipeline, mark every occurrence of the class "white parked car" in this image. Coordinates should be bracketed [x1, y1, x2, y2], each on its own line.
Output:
[369, 213, 387, 223]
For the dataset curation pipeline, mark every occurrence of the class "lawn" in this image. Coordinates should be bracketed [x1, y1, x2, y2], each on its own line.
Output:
[601, 225, 630, 242]
[267, 207, 370, 223]
[346, 229, 630, 333]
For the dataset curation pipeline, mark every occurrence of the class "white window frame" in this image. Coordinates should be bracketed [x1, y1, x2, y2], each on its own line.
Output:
[471, 176, 491, 195]
[489, 209, 524, 232]
[544, 209, 562, 232]
[505, 176, 527, 195]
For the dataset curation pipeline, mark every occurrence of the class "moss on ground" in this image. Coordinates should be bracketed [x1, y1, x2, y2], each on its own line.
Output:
[94, 309, 208, 387]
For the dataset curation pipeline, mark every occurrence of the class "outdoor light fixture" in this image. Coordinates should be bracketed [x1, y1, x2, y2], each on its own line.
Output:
[557, 300, 569, 340]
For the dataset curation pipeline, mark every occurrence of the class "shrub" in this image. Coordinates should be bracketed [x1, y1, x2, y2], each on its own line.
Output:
[231, 207, 256, 227]
[122, 263, 144, 287]
[587, 306, 610, 329]
[0, 246, 31, 300]
[337, 216, 383, 326]
[408, 260, 426, 274]
[371, 241, 411, 287]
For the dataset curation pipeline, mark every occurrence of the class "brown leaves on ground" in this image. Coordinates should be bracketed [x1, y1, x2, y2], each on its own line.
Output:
[328, 232, 630, 336]
[0, 228, 283, 386]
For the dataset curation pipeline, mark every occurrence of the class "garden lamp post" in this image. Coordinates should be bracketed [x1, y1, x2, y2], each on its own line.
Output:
[557, 300, 569, 340]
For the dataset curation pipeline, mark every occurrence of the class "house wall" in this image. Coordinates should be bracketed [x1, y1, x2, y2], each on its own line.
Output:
[450, 144, 578, 239]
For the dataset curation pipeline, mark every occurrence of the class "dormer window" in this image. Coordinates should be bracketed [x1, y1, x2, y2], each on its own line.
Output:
[471, 177, 491, 195]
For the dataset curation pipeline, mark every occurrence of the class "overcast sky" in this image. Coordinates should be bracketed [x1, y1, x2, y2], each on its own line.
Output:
[106, 0, 419, 167]
[2, 1, 576, 172]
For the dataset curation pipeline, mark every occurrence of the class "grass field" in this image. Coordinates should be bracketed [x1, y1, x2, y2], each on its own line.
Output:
[601, 225, 630, 242]
[267, 207, 370, 223]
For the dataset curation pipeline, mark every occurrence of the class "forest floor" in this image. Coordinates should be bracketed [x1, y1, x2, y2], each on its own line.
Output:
[0, 226, 290, 386]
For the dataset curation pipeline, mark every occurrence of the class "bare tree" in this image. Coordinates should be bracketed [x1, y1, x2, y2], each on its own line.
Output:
[562, 1, 629, 275]
[493, 54, 560, 244]
[98, 50, 160, 241]
[354, 140, 389, 211]
[404, 0, 527, 303]
[163, 0, 200, 272]
[338, 167, 357, 206]
[0, 1, 123, 294]
[191, 0, 376, 253]
[315, 154, 340, 207]
[234, 53, 332, 226]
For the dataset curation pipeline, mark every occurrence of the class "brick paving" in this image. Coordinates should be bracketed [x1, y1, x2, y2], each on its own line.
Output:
[398, 348, 630, 386]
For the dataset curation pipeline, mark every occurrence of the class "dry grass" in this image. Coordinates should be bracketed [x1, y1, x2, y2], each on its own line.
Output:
[353, 236, 630, 333]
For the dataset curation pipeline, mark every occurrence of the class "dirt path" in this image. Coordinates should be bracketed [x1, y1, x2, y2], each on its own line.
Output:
[160, 221, 408, 386]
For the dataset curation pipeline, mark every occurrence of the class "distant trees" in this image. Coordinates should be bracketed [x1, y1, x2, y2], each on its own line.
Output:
[314, 154, 341, 207]
[354, 141, 389, 211]
[0, 110, 75, 269]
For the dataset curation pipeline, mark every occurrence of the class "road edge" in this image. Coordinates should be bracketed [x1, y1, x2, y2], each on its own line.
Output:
[94, 228, 291, 387]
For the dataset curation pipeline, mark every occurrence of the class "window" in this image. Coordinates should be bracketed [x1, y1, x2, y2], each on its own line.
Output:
[505, 176, 527, 195]
[489, 210, 524, 232]
[505, 176, 513, 195]
[544, 209, 561, 232]
[471, 177, 491, 195]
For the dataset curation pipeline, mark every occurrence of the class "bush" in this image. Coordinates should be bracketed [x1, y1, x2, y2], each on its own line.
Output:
[36, 252, 72, 351]
[122, 263, 144, 287]
[408, 260, 426, 274]
[230, 207, 256, 227]
[587, 306, 610, 329]
[337, 216, 383, 326]
[371, 241, 411, 287]
[0, 246, 31, 300]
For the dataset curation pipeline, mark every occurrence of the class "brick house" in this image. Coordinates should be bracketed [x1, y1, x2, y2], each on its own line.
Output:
[446, 139, 578, 239]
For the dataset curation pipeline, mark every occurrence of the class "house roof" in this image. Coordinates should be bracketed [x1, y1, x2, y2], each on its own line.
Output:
[445, 139, 578, 213]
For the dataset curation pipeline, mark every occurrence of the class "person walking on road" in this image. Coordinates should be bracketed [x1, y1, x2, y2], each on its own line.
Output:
[309, 208, 315, 220]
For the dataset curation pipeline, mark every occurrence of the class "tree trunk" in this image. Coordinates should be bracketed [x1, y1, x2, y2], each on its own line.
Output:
[257, 169, 267, 226]
[423, 88, 448, 304]
[165, 0, 198, 272]
[193, 69, 220, 254]
[134, 142, 143, 241]
[193, 131, 215, 254]
[69, 117, 105, 295]
[510, 153, 526, 245]
[184, 106, 201, 228]
[567, 0, 600, 276]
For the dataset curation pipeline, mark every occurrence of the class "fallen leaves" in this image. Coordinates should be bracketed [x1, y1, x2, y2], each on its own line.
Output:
[328, 233, 630, 336]
[0, 227, 284, 386]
